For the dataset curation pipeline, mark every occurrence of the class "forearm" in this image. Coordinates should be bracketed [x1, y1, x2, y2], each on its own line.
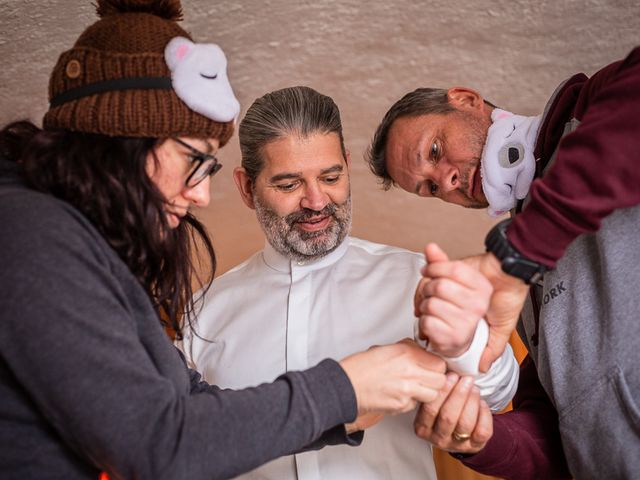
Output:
[459, 410, 569, 479]
[458, 357, 571, 479]
[509, 47, 640, 267]
[300, 425, 364, 452]
[1, 200, 359, 480]
[184, 359, 358, 479]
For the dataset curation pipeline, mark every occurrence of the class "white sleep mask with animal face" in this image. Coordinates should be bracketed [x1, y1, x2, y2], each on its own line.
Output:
[165, 37, 240, 123]
[480, 109, 541, 216]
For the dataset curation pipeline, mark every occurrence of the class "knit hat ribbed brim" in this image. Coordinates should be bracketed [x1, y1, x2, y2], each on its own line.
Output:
[43, 1, 235, 145]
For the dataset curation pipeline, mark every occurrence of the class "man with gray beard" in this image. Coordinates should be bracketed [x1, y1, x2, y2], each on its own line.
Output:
[252, 188, 351, 261]
[179, 86, 519, 480]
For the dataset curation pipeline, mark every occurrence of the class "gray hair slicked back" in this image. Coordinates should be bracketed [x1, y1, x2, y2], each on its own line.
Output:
[239, 86, 346, 182]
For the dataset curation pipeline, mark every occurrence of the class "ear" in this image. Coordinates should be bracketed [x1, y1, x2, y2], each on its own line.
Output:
[233, 167, 256, 209]
[344, 149, 351, 168]
[165, 37, 195, 71]
[447, 87, 485, 113]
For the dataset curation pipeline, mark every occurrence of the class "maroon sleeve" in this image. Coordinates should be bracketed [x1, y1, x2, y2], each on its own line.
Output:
[508, 47, 640, 267]
[458, 356, 571, 479]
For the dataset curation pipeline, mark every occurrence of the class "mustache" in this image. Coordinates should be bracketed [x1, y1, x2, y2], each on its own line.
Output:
[285, 204, 338, 225]
[459, 172, 471, 192]
[458, 157, 480, 198]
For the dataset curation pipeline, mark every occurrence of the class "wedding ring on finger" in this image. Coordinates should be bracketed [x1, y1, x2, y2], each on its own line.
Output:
[452, 430, 471, 442]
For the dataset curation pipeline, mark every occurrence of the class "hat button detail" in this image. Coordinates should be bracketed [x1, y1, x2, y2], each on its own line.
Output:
[65, 59, 82, 79]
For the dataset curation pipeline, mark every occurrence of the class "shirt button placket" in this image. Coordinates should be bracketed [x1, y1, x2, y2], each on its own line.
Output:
[288, 264, 321, 480]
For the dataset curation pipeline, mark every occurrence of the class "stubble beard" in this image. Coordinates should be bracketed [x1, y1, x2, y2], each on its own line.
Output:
[457, 111, 491, 209]
[253, 192, 352, 263]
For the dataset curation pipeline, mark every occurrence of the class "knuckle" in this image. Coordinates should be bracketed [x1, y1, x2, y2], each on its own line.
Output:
[451, 331, 465, 346]
[414, 410, 427, 425]
[457, 422, 472, 435]
[403, 399, 417, 413]
[451, 262, 465, 277]
[399, 378, 413, 395]
[388, 397, 403, 412]
[448, 334, 468, 351]
[472, 308, 486, 320]
[414, 423, 432, 440]
[421, 403, 440, 419]
[475, 425, 492, 441]
[425, 390, 441, 403]
[439, 412, 456, 427]
[432, 280, 446, 297]
[429, 431, 448, 446]
[419, 315, 433, 334]
[422, 297, 435, 311]
[469, 300, 486, 316]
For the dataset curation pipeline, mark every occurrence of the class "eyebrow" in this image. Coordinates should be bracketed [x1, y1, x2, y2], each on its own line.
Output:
[270, 172, 301, 182]
[269, 164, 344, 183]
[320, 165, 344, 175]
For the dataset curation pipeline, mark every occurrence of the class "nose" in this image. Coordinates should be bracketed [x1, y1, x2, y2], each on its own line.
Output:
[300, 181, 329, 212]
[184, 176, 211, 207]
[435, 164, 460, 193]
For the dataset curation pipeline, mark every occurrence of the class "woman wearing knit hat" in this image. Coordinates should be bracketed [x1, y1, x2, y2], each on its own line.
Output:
[0, 1, 447, 478]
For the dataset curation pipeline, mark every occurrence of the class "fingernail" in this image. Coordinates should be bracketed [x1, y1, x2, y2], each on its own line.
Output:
[446, 372, 458, 385]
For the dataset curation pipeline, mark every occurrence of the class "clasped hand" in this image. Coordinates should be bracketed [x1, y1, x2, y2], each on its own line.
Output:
[414, 243, 493, 358]
[413, 243, 495, 453]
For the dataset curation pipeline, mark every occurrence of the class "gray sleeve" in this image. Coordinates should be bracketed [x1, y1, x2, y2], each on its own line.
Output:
[0, 192, 358, 479]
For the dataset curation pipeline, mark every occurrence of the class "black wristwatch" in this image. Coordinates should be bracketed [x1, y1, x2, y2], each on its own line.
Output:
[484, 219, 547, 285]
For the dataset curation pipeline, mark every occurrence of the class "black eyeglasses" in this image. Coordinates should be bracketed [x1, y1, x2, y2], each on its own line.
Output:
[173, 138, 222, 188]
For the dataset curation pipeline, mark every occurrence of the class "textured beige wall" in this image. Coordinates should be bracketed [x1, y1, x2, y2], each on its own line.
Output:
[1, 2, 638, 478]
[1, 0, 639, 275]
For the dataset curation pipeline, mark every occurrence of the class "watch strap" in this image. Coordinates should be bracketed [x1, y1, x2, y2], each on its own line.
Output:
[485, 219, 547, 284]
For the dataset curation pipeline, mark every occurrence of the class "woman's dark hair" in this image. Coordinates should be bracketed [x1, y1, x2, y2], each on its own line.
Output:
[0, 120, 216, 339]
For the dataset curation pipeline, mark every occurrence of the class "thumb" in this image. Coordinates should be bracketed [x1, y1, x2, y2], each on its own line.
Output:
[424, 243, 449, 264]
[478, 332, 509, 372]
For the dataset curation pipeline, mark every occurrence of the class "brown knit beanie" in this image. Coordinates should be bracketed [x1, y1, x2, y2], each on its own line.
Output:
[43, 0, 239, 146]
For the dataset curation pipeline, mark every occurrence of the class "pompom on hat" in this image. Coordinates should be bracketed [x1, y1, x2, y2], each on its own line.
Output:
[43, 0, 240, 145]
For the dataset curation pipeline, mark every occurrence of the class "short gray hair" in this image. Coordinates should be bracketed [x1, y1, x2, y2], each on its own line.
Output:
[239, 86, 346, 182]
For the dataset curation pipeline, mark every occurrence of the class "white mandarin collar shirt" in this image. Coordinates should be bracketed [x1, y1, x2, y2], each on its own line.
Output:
[262, 232, 351, 273]
[181, 237, 517, 480]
